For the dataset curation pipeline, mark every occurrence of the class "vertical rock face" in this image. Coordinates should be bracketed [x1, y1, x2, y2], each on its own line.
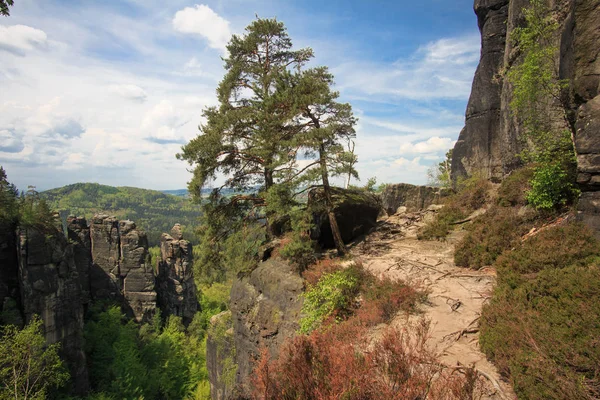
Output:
[119, 220, 156, 322]
[206, 311, 235, 400]
[17, 226, 89, 395]
[227, 258, 304, 397]
[88, 215, 156, 322]
[453, 0, 600, 233]
[67, 216, 91, 306]
[0, 224, 21, 325]
[89, 214, 121, 300]
[452, 0, 512, 181]
[572, 0, 600, 231]
[157, 224, 198, 325]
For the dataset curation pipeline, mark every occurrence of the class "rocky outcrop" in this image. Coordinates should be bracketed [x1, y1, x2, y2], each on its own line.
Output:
[228, 257, 304, 397]
[309, 187, 381, 248]
[453, 0, 600, 233]
[156, 224, 198, 325]
[119, 220, 155, 322]
[381, 184, 448, 215]
[89, 214, 156, 322]
[17, 225, 89, 395]
[452, 0, 513, 181]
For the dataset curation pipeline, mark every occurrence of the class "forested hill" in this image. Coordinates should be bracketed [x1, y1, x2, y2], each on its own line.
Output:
[41, 183, 201, 245]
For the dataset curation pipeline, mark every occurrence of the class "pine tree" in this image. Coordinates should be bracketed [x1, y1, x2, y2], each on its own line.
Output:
[177, 18, 314, 237]
[293, 67, 358, 255]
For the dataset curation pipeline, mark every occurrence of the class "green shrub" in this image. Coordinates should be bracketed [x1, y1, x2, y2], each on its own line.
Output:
[299, 268, 361, 334]
[280, 208, 316, 271]
[526, 162, 579, 211]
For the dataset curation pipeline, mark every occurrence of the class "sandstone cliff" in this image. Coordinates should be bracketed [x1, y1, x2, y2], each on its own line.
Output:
[452, 0, 600, 231]
[1, 215, 200, 395]
[156, 223, 198, 326]
[223, 258, 304, 398]
[18, 225, 89, 395]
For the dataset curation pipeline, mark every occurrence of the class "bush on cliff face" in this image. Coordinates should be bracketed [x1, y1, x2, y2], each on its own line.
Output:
[480, 223, 600, 399]
[0, 316, 69, 400]
[507, 0, 578, 212]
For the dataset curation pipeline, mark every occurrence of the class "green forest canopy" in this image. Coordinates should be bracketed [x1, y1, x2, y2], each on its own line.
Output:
[41, 183, 202, 246]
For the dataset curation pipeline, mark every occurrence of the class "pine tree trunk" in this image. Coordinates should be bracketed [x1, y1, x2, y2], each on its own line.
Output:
[319, 143, 346, 256]
[264, 168, 275, 239]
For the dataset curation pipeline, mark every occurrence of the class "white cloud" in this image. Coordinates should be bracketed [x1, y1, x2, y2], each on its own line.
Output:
[172, 5, 232, 51]
[110, 84, 148, 103]
[335, 35, 480, 101]
[141, 100, 190, 143]
[0, 24, 47, 55]
[399, 137, 455, 155]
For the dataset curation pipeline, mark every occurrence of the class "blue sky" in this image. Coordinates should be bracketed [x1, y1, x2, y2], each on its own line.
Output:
[0, 0, 480, 191]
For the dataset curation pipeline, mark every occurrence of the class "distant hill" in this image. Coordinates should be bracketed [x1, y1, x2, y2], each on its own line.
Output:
[42, 183, 202, 246]
[161, 189, 189, 197]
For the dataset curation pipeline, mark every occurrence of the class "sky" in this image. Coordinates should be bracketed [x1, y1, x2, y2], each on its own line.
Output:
[0, 0, 480, 191]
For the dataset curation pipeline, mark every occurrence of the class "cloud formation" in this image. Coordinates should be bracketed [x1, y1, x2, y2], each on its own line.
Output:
[172, 4, 232, 51]
[335, 35, 479, 101]
[0, 24, 47, 55]
[110, 84, 148, 103]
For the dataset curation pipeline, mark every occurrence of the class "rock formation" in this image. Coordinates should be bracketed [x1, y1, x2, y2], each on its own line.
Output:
[67, 216, 91, 306]
[119, 220, 156, 322]
[452, 0, 600, 233]
[17, 225, 89, 395]
[309, 187, 381, 248]
[156, 224, 198, 325]
[88, 215, 156, 322]
[226, 258, 304, 397]
[380, 183, 448, 215]
[0, 223, 21, 326]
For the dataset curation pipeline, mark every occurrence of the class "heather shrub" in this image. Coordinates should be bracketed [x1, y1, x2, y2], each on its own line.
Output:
[497, 166, 534, 207]
[480, 223, 600, 399]
[300, 262, 422, 333]
[418, 176, 491, 241]
[494, 223, 600, 275]
[454, 206, 532, 269]
[253, 322, 479, 400]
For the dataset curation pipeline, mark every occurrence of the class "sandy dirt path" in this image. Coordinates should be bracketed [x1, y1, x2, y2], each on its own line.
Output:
[350, 209, 516, 400]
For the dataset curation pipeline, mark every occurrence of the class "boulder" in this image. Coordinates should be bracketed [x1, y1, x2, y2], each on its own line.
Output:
[380, 183, 448, 215]
[308, 187, 381, 248]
